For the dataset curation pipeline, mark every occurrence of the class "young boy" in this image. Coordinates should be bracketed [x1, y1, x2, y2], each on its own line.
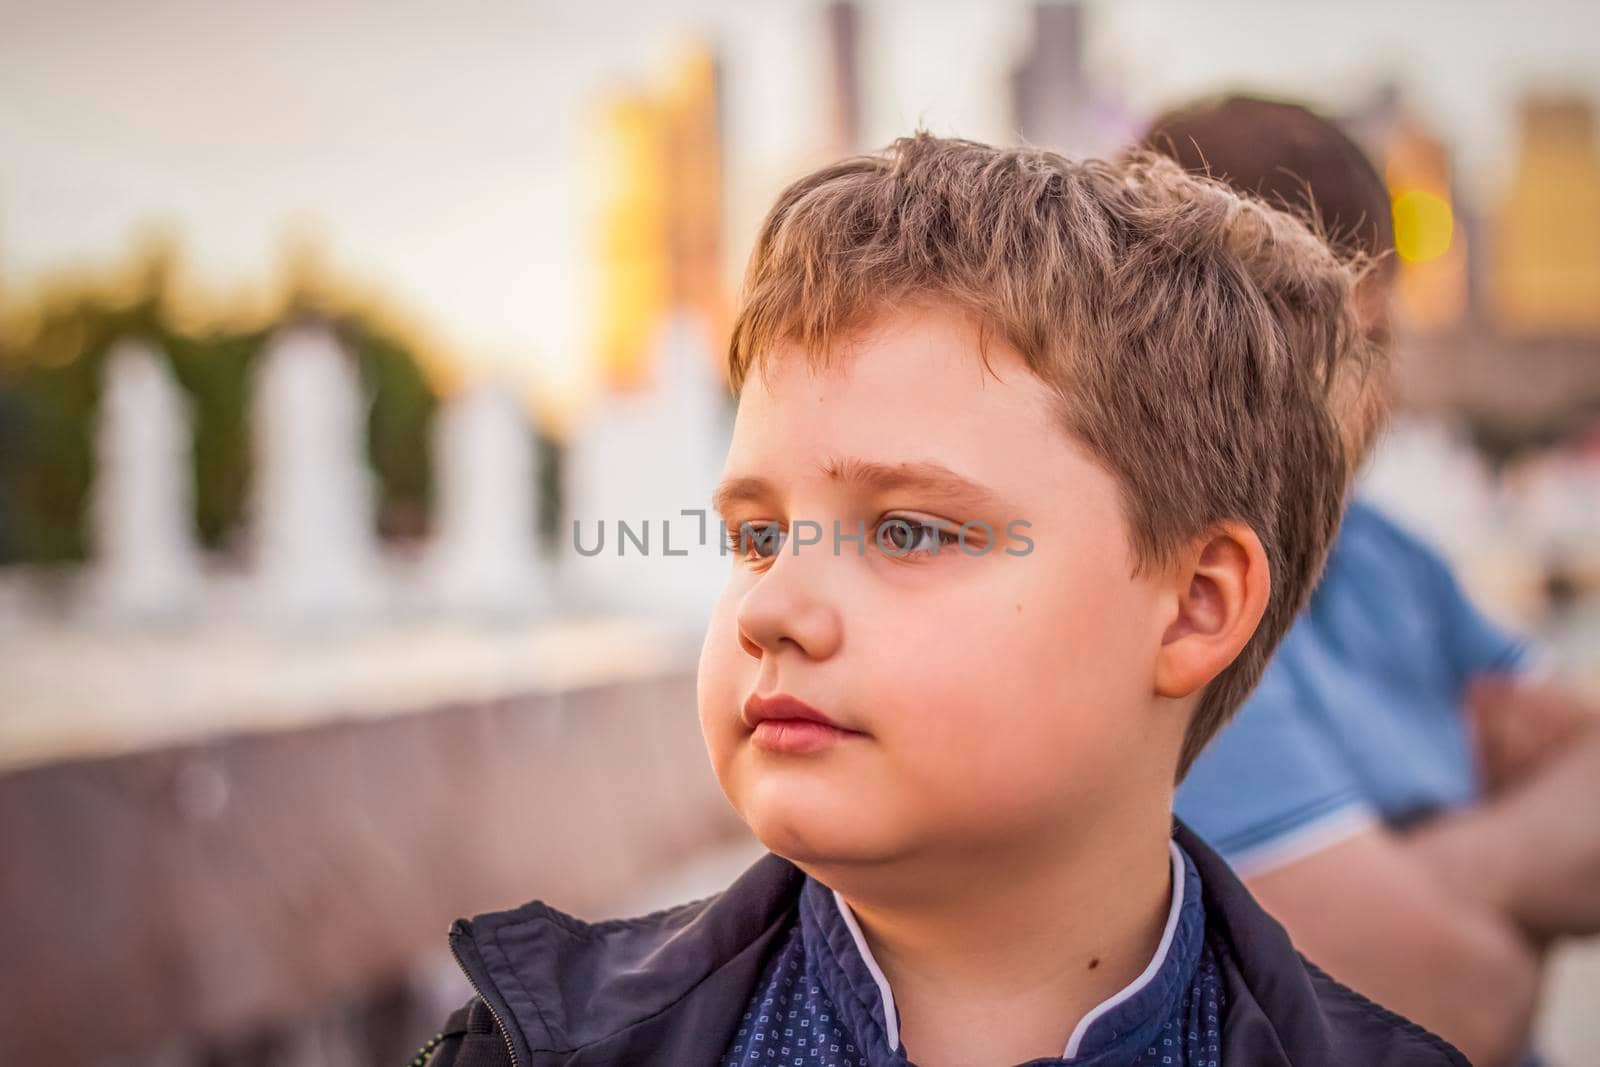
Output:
[419, 135, 1465, 1066]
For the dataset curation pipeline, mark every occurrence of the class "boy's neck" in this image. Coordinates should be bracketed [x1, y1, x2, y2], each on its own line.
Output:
[820, 805, 1177, 1067]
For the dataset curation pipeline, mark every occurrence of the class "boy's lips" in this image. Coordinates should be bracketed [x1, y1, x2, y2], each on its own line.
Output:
[741, 692, 867, 754]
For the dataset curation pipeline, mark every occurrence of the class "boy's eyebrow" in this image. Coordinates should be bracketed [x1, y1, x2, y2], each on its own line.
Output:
[710, 476, 776, 517]
[711, 456, 1000, 516]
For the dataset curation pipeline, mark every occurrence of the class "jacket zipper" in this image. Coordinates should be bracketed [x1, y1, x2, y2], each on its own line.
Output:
[449, 928, 521, 1067]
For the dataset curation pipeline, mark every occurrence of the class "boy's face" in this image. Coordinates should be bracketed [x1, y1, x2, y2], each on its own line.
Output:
[698, 307, 1177, 871]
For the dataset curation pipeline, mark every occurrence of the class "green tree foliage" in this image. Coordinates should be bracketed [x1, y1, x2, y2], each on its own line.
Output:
[0, 269, 440, 565]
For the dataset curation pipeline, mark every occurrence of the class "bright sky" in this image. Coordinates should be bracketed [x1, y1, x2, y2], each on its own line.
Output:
[3, 0, 1597, 404]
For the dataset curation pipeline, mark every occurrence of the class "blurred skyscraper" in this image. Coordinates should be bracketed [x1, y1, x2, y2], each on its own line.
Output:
[1011, 2, 1094, 154]
[594, 46, 726, 394]
[825, 1, 864, 154]
[1492, 96, 1600, 337]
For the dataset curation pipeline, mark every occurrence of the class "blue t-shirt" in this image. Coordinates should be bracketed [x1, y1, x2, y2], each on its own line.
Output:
[722, 840, 1225, 1067]
[1176, 498, 1533, 873]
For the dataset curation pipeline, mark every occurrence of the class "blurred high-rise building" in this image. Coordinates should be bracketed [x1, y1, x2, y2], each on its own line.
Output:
[1491, 96, 1600, 337]
[593, 46, 725, 393]
[1012, 2, 1094, 154]
[825, 1, 863, 155]
[594, 93, 671, 391]
[663, 48, 726, 364]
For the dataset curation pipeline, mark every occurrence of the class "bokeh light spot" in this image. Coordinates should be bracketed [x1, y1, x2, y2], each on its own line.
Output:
[1392, 189, 1455, 263]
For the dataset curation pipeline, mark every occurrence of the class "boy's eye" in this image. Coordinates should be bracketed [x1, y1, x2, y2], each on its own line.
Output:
[726, 521, 785, 560]
[877, 516, 961, 557]
[723, 517, 964, 562]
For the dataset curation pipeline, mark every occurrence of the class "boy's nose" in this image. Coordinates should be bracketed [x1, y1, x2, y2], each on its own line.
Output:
[735, 552, 844, 662]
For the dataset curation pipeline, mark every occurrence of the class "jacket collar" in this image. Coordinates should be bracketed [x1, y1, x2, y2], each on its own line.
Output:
[802, 840, 1206, 1064]
[450, 848, 804, 1066]
[1172, 821, 1469, 1067]
[451, 820, 1468, 1066]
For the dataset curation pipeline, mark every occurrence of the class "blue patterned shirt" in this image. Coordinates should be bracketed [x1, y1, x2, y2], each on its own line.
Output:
[722, 839, 1224, 1067]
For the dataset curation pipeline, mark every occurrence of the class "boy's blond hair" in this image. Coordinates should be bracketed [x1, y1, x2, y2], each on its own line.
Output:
[727, 133, 1386, 777]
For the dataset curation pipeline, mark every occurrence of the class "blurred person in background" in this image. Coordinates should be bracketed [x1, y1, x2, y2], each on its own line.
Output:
[1148, 95, 1600, 1067]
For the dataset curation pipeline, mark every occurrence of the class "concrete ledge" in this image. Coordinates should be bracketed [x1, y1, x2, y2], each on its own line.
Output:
[0, 672, 744, 1063]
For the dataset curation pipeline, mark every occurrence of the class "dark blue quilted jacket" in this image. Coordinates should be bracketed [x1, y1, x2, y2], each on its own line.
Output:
[418, 822, 1468, 1067]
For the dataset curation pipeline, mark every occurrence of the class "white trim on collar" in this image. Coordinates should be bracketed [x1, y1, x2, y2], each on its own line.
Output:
[831, 885, 903, 1051]
[1061, 839, 1185, 1056]
[830, 838, 1185, 1059]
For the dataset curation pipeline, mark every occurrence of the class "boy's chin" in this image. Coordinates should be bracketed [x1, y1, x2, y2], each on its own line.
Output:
[735, 785, 914, 869]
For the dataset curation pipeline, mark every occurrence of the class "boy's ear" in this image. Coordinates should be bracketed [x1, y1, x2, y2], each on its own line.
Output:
[1153, 521, 1271, 700]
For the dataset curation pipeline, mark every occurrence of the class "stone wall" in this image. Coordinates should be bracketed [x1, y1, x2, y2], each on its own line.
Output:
[0, 673, 746, 1064]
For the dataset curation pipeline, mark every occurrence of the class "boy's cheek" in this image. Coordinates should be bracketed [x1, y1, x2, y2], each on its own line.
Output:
[696, 633, 745, 764]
